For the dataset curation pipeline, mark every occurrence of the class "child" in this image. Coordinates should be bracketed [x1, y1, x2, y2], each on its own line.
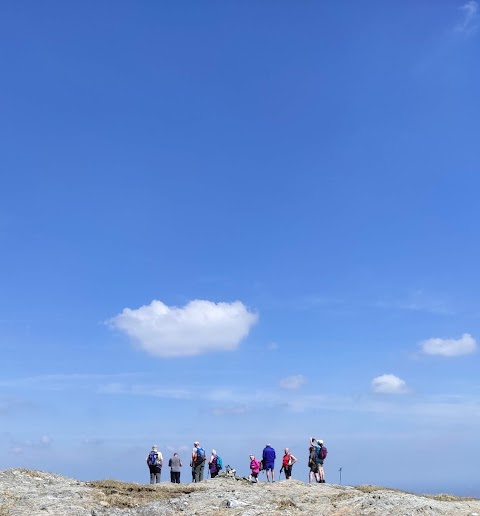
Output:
[249, 454, 261, 483]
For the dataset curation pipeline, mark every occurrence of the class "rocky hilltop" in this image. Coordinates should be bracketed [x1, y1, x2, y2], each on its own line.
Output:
[1, 468, 479, 515]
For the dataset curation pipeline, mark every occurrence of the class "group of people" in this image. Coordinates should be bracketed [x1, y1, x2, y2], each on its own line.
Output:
[146, 437, 327, 485]
[146, 442, 223, 484]
[248, 438, 326, 484]
[248, 444, 297, 483]
[146, 446, 182, 484]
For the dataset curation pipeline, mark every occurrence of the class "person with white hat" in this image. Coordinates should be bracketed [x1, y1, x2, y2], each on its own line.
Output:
[310, 437, 327, 483]
[146, 444, 163, 484]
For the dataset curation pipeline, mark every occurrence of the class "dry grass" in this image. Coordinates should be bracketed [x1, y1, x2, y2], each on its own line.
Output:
[88, 479, 204, 508]
[16, 468, 41, 477]
[0, 506, 11, 516]
[330, 491, 358, 503]
[419, 493, 479, 502]
[355, 484, 409, 494]
[355, 484, 478, 502]
[275, 497, 298, 510]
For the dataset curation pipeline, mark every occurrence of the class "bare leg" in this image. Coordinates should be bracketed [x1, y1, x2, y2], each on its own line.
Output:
[319, 465, 325, 482]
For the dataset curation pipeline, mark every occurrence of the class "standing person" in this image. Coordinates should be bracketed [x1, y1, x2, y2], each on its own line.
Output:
[310, 437, 327, 483]
[208, 449, 222, 478]
[168, 453, 182, 483]
[146, 445, 163, 484]
[262, 443, 276, 482]
[192, 441, 206, 482]
[308, 444, 318, 484]
[281, 448, 297, 480]
[316, 439, 327, 483]
[249, 454, 261, 483]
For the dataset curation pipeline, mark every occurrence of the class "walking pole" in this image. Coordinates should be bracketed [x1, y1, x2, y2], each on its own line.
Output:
[339, 467, 342, 485]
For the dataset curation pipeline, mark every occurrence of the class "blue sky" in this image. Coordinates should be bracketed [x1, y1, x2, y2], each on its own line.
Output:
[1, 0, 479, 496]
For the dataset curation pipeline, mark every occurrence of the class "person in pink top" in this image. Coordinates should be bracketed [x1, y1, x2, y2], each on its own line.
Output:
[249, 454, 261, 483]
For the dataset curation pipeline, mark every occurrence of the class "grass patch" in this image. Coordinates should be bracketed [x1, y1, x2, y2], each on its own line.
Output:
[88, 479, 204, 509]
[355, 485, 408, 494]
[276, 497, 298, 510]
[355, 485, 478, 502]
[330, 491, 358, 503]
[0, 506, 11, 516]
[419, 493, 479, 502]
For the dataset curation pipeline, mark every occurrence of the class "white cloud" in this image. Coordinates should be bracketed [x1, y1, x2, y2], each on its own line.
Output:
[455, 1, 479, 33]
[371, 374, 409, 394]
[279, 374, 306, 390]
[107, 299, 258, 357]
[419, 333, 477, 357]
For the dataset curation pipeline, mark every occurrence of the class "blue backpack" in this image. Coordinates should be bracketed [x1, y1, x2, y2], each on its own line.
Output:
[196, 447, 206, 461]
[216, 455, 223, 470]
[148, 451, 159, 466]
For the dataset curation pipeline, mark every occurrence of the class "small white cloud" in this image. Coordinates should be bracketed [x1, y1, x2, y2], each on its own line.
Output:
[267, 342, 279, 351]
[455, 1, 479, 33]
[419, 333, 477, 357]
[371, 374, 409, 394]
[279, 374, 306, 390]
[107, 299, 258, 357]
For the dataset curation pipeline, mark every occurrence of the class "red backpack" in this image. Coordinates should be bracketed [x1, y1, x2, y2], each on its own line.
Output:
[282, 454, 291, 467]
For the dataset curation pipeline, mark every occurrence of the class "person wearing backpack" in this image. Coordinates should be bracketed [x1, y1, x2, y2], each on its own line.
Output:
[192, 441, 206, 482]
[208, 449, 222, 478]
[146, 444, 163, 484]
[280, 448, 297, 480]
[310, 437, 327, 483]
[168, 453, 183, 483]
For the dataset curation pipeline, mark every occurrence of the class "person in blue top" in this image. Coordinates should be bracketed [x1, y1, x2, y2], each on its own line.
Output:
[310, 437, 326, 483]
[262, 443, 276, 482]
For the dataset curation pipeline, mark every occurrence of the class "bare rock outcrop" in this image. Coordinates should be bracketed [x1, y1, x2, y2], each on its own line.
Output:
[1, 468, 479, 515]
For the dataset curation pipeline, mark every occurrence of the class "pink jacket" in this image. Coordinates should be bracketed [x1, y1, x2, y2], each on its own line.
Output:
[250, 458, 260, 473]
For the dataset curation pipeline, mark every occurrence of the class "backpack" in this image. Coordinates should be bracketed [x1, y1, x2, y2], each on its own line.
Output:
[196, 447, 206, 462]
[282, 454, 291, 467]
[148, 451, 159, 466]
[215, 455, 223, 470]
[318, 446, 328, 460]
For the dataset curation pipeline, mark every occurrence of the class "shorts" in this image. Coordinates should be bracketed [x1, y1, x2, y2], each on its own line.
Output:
[264, 463, 274, 471]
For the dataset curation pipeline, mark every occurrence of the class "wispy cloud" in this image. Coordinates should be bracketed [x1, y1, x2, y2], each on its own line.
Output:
[10, 435, 52, 455]
[107, 299, 258, 358]
[455, 1, 479, 34]
[400, 289, 451, 315]
[371, 374, 409, 394]
[279, 375, 306, 390]
[374, 289, 452, 315]
[98, 382, 193, 399]
[419, 333, 477, 357]
[211, 405, 249, 416]
[0, 373, 139, 391]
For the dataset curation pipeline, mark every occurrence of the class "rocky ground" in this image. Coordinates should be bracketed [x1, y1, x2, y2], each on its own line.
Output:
[1, 468, 479, 515]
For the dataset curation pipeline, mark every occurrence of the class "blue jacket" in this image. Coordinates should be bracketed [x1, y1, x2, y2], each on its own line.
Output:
[262, 446, 276, 464]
